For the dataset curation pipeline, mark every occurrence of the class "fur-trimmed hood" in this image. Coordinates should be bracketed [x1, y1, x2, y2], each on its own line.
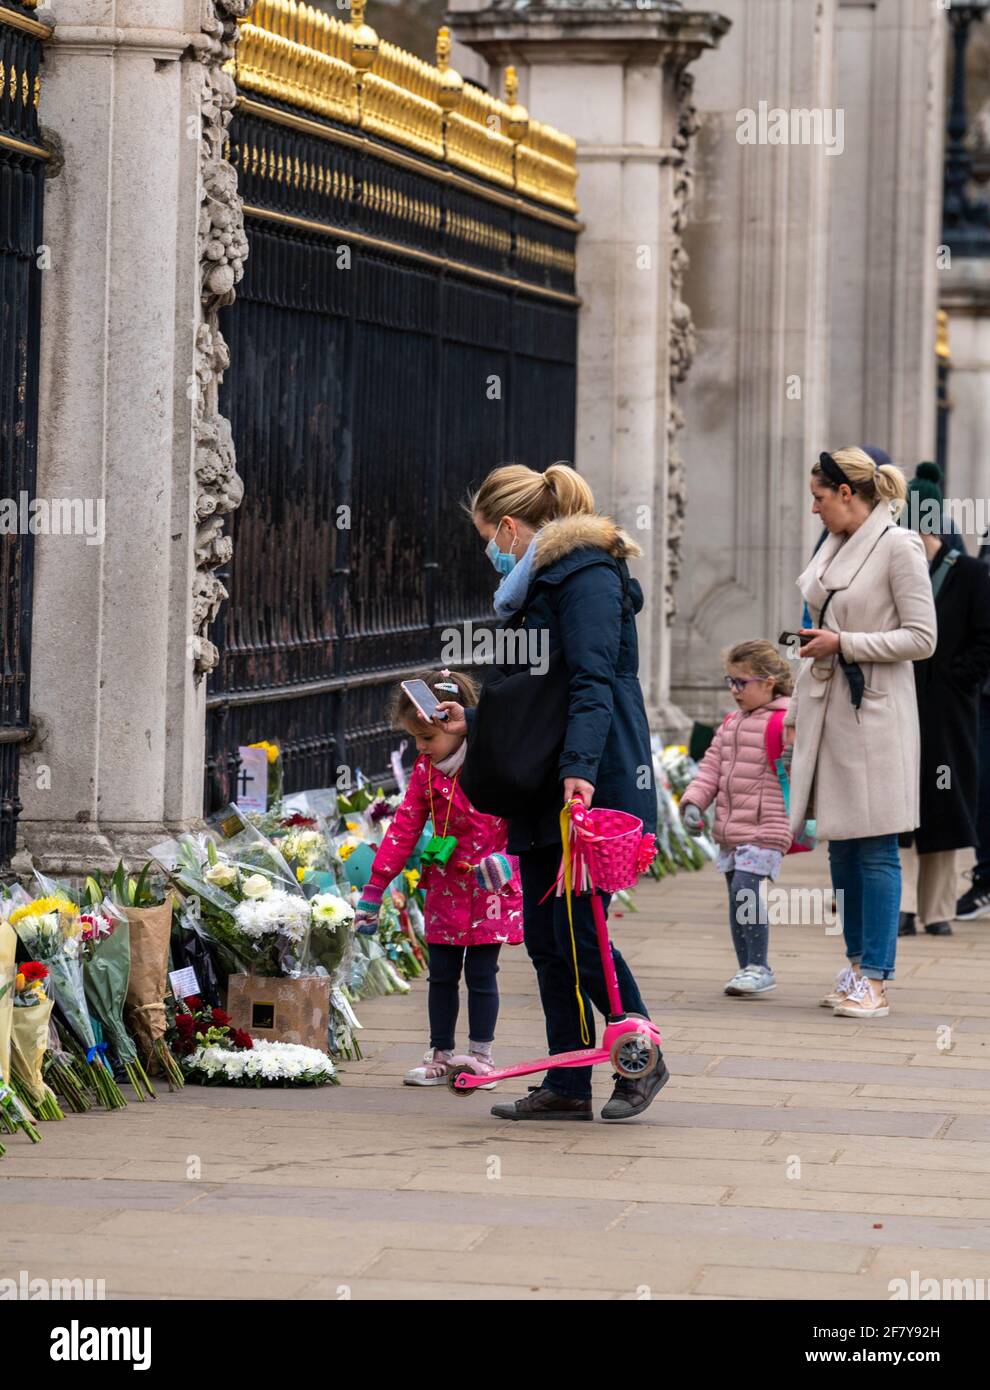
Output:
[532, 513, 642, 571]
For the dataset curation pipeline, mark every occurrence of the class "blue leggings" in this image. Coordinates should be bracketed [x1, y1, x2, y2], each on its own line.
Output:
[726, 870, 770, 970]
[428, 943, 501, 1051]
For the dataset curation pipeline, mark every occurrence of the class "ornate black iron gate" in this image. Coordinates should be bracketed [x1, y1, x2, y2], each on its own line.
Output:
[0, 2, 49, 866]
[205, 6, 580, 809]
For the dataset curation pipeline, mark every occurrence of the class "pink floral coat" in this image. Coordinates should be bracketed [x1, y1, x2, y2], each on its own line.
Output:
[361, 755, 524, 947]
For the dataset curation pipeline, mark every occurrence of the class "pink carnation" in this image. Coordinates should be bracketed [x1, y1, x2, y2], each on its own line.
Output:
[636, 834, 658, 874]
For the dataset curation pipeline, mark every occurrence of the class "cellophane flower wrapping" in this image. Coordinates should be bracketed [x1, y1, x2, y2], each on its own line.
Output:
[650, 739, 718, 877]
[10, 900, 95, 1060]
[0, 920, 15, 1085]
[170, 898, 226, 1007]
[9, 968, 61, 1117]
[83, 911, 156, 1099]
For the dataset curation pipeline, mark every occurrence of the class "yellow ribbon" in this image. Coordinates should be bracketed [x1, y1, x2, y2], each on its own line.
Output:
[560, 801, 591, 1047]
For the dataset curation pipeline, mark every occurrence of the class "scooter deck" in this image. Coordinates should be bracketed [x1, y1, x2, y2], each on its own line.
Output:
[451, 1046, 612, 1089]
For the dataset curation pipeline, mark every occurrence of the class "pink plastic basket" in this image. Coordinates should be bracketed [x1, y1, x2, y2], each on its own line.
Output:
[568, 805, 656, 893]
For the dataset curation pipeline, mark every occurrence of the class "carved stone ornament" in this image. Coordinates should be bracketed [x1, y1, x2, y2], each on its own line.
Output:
[191, 2, 251, 678]
[665, 64, 699, 623]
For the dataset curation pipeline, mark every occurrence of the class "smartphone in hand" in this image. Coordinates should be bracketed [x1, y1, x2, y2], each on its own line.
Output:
[400, 679, 448, 722]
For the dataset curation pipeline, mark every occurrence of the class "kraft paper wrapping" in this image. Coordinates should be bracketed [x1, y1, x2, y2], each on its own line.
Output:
[0, 921, 15, 1084]
[10, 997, 57, 1108]
[123, 902, 173, 1072]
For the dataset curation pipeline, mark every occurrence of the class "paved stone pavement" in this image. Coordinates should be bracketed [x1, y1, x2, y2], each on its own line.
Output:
[3, 848, 989, 1300]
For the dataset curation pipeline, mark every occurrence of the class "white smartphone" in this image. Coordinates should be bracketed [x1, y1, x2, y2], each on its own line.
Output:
[400, 679, 448, 722]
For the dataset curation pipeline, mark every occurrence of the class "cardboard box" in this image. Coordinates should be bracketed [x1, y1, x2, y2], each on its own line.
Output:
[225, 976, 330, 1052]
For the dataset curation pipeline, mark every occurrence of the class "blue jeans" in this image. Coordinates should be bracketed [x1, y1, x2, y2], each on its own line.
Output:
[827, 835, 901, 980]
[519, 844, 649, 1099]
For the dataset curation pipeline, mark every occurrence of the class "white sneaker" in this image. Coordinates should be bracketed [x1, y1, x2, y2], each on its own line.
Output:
[403, 1048, 453, 1086]
[726, 966, 776, 996]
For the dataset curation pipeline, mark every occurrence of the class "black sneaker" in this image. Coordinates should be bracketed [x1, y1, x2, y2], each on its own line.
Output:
[956, 879, 990, 920]
[601, 1053, 670, 1121]
[490, 1086, 593, 1122]
[898, 912, 917, 937]
[924, 920, 953, 936]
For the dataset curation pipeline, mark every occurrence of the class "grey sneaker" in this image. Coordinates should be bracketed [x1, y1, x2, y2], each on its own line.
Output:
[725, 966, 776, 996]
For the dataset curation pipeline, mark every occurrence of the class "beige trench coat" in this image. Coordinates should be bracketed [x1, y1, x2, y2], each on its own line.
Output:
[787, 501, 937, 842]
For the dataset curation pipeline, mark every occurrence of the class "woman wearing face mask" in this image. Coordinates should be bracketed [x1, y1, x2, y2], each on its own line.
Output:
[788, 448, 937, 1019]
[437, 462, 665, 1123]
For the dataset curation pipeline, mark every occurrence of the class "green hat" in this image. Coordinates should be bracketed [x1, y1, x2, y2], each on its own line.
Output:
[908, 461, 943, 507]
[905, 462, 944, 535]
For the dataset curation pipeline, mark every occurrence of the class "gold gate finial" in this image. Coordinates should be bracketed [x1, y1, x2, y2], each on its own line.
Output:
[436, 26, 464, 114]
[350, 0, 380, 73]
[504, 65, 529, 144]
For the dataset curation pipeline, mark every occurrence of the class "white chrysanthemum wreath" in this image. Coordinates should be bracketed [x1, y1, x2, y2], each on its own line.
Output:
[183, 1038, 337, 1087]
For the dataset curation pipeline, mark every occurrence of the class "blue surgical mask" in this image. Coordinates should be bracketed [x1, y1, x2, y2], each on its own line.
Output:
[485, 522, 518, 575]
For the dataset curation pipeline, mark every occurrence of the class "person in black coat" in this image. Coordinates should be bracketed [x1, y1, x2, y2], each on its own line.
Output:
[438, 462, 666, 1124]
[899, 524, 990, 936]
[957, 532, 990, 920]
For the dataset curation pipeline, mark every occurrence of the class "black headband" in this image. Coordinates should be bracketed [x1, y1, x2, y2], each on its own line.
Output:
[818, 451, 852, 490]
[818, 450, 880, 492]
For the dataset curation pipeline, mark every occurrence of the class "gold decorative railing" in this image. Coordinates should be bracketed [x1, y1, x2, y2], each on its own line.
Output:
[231, 0, 578, 214]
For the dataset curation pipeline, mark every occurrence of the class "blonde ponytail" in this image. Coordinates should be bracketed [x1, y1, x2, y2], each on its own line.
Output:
[469, 461, 595, 528]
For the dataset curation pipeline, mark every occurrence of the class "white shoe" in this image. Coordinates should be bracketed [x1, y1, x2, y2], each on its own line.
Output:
[403, 1048, 453, 1086]
[820, 965, 857, 1009]
[726, 966, 776, 996]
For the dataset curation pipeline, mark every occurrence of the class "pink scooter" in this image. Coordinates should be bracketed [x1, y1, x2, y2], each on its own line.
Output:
[447, 801, 663, 1097]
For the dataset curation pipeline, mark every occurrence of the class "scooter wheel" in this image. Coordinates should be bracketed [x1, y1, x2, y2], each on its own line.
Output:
[446, 1065, 478, 1097]
[609, 1034, 658, 1079]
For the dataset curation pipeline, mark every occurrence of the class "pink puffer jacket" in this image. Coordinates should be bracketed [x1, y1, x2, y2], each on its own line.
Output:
[680, 697, 792, 854]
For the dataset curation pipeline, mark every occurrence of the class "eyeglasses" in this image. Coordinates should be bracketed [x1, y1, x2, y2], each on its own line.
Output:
[724, 676, 767, 692]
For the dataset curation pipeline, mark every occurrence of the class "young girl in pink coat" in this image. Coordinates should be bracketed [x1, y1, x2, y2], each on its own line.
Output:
[354, 669, 523, 1086]
[679, 640, 794, 997]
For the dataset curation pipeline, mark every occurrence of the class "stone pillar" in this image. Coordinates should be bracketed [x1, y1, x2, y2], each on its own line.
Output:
[449, 0, 730, 733]
[17, 0, 247, 872]
[828, 0, 945, 464]
[941, 263, 990, 542]
[670, 0, 835, 725]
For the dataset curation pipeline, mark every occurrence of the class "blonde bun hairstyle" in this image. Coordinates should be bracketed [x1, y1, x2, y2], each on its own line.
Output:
[812, 446, 907, 509]
[469, 461, 595, 529]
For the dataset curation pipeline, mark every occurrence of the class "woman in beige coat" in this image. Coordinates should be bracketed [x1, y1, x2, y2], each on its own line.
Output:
[787, 448, 936, 1019]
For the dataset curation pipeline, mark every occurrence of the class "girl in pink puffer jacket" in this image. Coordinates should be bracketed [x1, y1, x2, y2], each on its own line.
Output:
[679, 640, 794, 997]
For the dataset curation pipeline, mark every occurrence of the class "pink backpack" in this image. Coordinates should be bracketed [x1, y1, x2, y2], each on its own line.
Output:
[764, 709, 815, 854]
